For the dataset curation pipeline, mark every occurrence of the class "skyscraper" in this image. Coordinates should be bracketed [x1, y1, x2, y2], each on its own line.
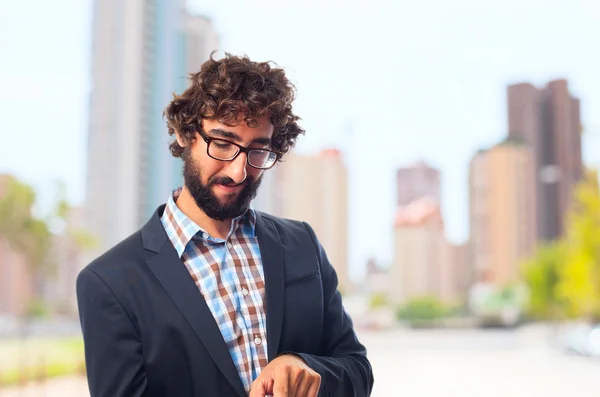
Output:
[253, 150, 350, 293]
[85, 1, 219, 253]
[391, 198, 448, 303]
[396, 161, 441, 207]
[469, 149, 491, 283]
[184, 15, 221, 75]
[445, 242, 471, 303]
[391, 161, 463, 303]
[507, 79, 583, 241]
[469, 139, 537, 286]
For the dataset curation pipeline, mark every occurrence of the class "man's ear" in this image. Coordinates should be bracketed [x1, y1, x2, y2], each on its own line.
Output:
[175, 131, 186, 148]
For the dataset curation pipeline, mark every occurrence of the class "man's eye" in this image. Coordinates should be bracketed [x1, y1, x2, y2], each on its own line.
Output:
[213, 141, 233, 149]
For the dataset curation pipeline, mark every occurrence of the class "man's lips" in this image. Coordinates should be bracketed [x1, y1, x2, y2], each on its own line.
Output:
[215, 182, 245, 192]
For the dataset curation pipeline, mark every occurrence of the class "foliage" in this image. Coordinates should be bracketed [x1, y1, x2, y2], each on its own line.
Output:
[557, 169, 600, 321]
[396, 296, 451, 322]
[25, 299, 52, 319]
[523, 169, 600, 321]
[0, 337, 85, 386]
[0, 361, 85, 386]
[481, 284, 528, 312]
[522, 242, 567, 320]
[0, 176, 96, 317]
[0, 177, 52, 273]
[368, 292, 389, 309]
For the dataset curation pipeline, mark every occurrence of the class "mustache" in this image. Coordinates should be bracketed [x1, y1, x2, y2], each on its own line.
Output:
[209, 176, 251, 187]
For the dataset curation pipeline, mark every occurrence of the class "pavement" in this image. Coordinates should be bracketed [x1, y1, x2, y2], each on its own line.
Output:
[0, 376, 89, 397]
[359, 325, 600, 397]
[1, 324, 599, 396]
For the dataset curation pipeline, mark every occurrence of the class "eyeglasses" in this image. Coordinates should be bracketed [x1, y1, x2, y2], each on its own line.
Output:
[196, 130, 280, 170]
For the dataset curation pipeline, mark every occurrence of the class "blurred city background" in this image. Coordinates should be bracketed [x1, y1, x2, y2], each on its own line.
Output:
[1, 0, 599, 396]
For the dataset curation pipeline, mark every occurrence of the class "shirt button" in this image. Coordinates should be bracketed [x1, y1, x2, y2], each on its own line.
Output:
[254, 337, 262, 345]
[202, 232, 208, 239]
[227, 242, 233, 249]
[242, 287, 249, 296]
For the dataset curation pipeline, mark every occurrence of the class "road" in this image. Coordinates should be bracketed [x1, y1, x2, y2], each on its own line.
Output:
[359, 325, 600, 397]
[1, 325, 599, 396]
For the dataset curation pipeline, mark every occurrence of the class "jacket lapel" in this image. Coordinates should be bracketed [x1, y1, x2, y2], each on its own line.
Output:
[142, 207, 246, 397]
[255, 214, 285, 361]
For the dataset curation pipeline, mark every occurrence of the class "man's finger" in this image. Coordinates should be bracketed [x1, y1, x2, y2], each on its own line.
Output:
[273, 367, 291, 397]
[249, 380, 266, 397]
[294, 373, 311, 397]
[290, 367, 307, 396]
[306, 375, 321, 397]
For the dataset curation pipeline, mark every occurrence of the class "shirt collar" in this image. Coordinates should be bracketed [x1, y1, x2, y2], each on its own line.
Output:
[162, 187, 256, 258]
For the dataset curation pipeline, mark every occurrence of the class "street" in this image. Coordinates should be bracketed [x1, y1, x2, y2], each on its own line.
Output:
[1, 325, 599, 396]
[359, 325, 600, 396]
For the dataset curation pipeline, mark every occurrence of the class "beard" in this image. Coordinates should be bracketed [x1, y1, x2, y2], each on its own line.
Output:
[182, 150, 262, 221]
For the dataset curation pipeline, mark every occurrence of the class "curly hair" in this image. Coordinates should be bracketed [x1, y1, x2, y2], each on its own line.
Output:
[163, 52, 304, 159]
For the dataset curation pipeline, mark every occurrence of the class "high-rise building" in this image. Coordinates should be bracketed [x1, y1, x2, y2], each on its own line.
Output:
[507, 79, 583, 241]
[253, 150, 350, 293]
[85, 1, 219, 253]
[391, 198, 448, 303]
[396, 161, 441, 207]
[391, 162, 466, 304]
[469, 139, 537, 286]
[184, 15, 220, 74]
[469, 149, 491, 284]
[444, 242, 471, 304]
[251, 166, 283, 216]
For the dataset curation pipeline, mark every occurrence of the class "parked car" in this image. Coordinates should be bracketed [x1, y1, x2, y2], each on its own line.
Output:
[563, 323, 600, 357]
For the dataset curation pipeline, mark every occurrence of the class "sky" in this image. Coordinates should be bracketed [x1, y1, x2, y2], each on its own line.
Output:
[0, 0, 599, 278]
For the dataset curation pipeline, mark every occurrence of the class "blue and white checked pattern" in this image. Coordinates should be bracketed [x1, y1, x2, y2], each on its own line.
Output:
[160, 188, 269, 393]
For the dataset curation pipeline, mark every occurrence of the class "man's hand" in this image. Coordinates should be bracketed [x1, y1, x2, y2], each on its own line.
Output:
[249, 354, 321, 397]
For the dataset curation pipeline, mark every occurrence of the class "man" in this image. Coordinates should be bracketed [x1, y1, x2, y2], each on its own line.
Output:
[76, 53, 373, 397]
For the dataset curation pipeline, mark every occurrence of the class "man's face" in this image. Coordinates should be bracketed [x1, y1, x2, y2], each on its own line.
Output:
[178, 116, 274, 221]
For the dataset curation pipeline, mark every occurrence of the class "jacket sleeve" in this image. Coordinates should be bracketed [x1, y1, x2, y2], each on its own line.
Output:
[76, 267, 148, 397]
[296, 222, 374, 397]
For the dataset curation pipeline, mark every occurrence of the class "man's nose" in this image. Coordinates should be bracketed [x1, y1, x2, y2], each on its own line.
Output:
[227, 152, 248, 184]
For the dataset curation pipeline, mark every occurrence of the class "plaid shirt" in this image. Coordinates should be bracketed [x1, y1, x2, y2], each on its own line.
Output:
[160, 188, 269, 393]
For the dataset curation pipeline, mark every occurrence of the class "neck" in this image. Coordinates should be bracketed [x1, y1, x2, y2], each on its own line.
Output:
[175, 186, 233, 239]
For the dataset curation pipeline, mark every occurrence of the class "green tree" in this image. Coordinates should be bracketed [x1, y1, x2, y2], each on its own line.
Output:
[0, 177, 95, 317]
[523, 169, 600, 322]
[396, 296, 450, 322]
[0, 176, 96, 383]
[522, 241, 567, 320]
[0, 176, 52, 278]
[557, 169, 600, 321]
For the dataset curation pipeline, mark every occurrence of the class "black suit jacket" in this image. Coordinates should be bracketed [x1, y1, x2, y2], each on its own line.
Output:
[76, 206, 374, 397]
